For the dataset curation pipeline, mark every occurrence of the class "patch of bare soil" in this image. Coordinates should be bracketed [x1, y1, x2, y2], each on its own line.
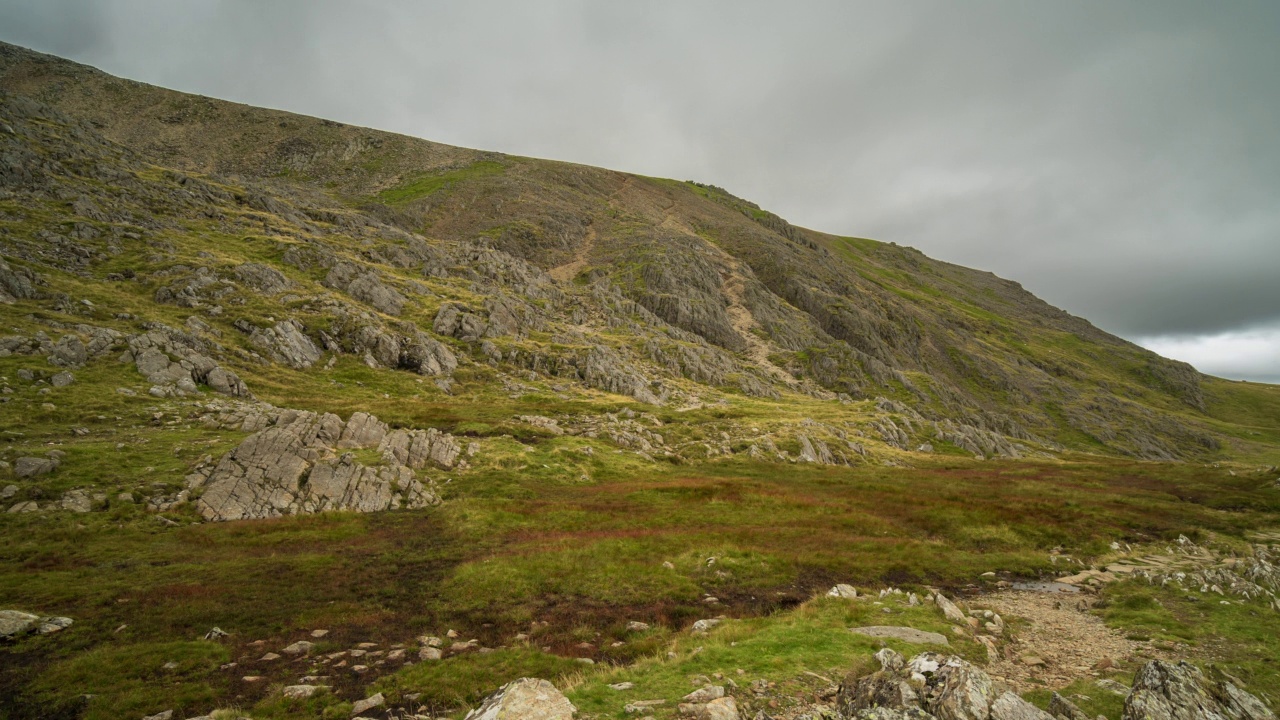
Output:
[548, 225, 596, 282]
[977, 589, 1170, 693]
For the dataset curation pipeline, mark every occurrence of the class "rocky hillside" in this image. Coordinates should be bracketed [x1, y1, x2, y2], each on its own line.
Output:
[0, 40, 1257, 467]
[2, 41, 1279, 720]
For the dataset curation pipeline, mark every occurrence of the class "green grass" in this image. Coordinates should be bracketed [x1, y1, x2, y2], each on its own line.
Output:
[28, 641, 230, 720]
[375, 160, 506, 205]
[562, 596, 983, 720]
[1097, 580, 1280, 697]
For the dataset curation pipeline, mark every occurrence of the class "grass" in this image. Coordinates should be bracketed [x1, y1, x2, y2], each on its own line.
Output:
[375, 160, 507, 205]
[378, 594, 985, 719]
[5, 443, 1277, 716]
[1096, 580, 1280, 699]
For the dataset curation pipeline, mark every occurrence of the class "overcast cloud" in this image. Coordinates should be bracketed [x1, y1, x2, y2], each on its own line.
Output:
[2, 0, 1277, 382]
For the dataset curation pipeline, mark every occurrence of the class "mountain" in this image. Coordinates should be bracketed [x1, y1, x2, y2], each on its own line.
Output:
[0, 41, 1278, 720]
[1, 41, 1269, 464]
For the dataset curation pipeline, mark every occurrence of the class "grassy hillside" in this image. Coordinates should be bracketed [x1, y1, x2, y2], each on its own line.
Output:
[0, 41, 1276, 720]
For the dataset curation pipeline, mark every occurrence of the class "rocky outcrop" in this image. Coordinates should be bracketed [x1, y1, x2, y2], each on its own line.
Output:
[934, 420, 1024, 459]
[1123, 660, 1274, 720]
[125, 324, 250, 397]
[324, 262, 405, 315]
[582, 344, 661, 405]
[840, 650, 1056, 720]
[249, 319, 323, 369]
[0, 257, 38, 304]
[193, 409, 459, 521]
[0, 325, 122, 366]
[326, 308, 457, 376]
[464, 677, 576, 720]
[233, 262, 292, 294]
[434, 303, 490, 342]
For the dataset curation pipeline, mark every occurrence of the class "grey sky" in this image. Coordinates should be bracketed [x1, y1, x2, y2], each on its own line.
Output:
[2, 0, 1278, 382]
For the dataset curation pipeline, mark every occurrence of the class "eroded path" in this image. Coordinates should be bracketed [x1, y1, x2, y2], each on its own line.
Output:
[977, 589, 1168, 692]
[548, 225, 596, 282]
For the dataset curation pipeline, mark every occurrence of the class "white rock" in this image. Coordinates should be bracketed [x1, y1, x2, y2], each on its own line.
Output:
[464, 678, 576, 720]
[351, 692, 385, 715]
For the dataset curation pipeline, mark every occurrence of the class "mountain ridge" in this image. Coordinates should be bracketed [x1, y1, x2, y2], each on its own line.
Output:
[0, 38, 1269, 468]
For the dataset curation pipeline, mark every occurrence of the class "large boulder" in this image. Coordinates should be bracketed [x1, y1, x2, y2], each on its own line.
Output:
[924, 654, 998, 720]
[0, 610, 72, 640]
[233, 262, 291, 294]
[14, 456, 57, 478]
[464, 678, 576, 720]
[1123, 660, 1274, 720]
[324, 262, 405, 315]
[0, 610, 39, 640]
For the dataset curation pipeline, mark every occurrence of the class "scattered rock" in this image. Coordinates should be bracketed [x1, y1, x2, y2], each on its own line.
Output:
[50, 371, 74, 387]
[691, 619, 721, 633]
[351, 692, 386, 715]
[843, 649, 1017, 720]
[59, 489, 93, 513]
[828, 584, 859, 599]
[419, 646, 443, 661]
[934, 594, 968, 625]
[874, 648, 906, 673]
[282, 640, 315, 655]
[684, 686, 725, 704]
[282, 684, 324, 699]
[1095, 678, 1129, 696]
[0, 610, 71, 640]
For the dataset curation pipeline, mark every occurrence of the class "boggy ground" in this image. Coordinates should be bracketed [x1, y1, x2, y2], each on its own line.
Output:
[3, 450, 1279, 719]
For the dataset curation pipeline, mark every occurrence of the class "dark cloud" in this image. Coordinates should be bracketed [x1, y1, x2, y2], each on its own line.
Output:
[1, 0, 1277, 379]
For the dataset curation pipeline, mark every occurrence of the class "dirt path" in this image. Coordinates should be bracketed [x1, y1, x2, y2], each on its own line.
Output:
[550, 176, 794, 384]
[548, 225, 596, 283]
[975, 589, 1168, 692]
[721, 269, 796, 385]
[549, 176, 631, 283]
